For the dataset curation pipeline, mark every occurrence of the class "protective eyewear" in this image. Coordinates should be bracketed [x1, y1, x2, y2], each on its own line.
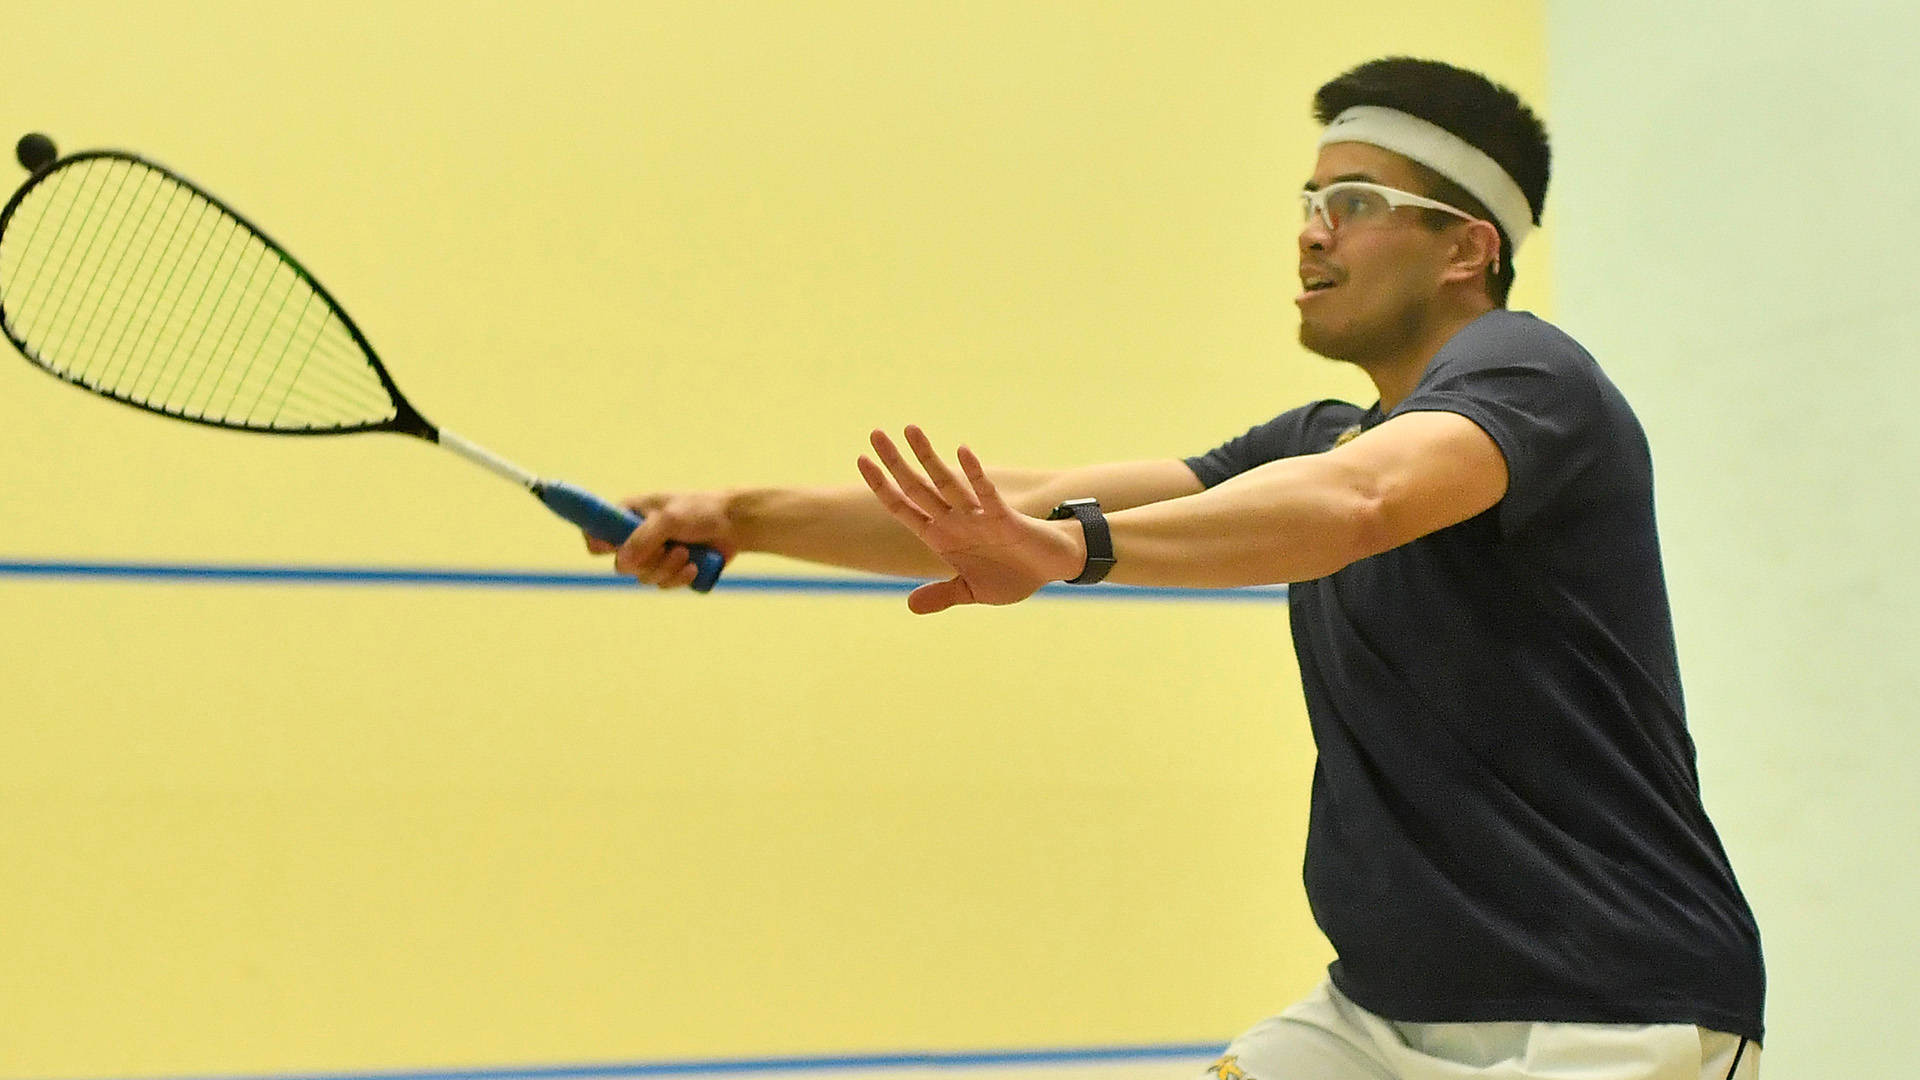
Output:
[1302, 180, 1484, 231]
[1301, 180, 1499, 272]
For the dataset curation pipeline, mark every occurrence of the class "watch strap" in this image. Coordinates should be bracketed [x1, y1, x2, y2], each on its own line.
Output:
[1046, 498, 1115, 585]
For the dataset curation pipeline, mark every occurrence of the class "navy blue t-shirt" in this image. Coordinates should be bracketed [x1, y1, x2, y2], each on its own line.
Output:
[1187, 311, 1764, 1040]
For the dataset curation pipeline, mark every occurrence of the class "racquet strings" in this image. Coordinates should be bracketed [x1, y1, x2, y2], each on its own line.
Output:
[0, 156, 399, 432]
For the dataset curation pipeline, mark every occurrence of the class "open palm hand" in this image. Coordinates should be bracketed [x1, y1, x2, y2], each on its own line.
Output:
[857, 426, 1082, 614]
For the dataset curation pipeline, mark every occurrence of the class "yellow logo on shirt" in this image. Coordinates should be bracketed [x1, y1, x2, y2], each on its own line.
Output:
[1205, 1054, 1249, 1080]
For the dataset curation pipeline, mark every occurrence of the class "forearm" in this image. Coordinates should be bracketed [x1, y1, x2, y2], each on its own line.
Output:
[1003, 459, 1203, 516]
[1098, 455, 1382, 588]
[729, 459, 1202, 578]
[726, 484, 949, 577]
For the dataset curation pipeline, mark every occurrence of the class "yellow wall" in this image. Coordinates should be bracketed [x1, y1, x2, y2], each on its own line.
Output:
[0, 4, 1547, 1077]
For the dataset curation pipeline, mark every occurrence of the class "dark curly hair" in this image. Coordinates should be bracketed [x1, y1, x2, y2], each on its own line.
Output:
[1312, 58, 1550, 306]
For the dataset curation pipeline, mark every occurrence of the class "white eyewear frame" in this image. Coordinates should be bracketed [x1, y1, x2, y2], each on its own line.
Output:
[1301, 180, 1502, 273]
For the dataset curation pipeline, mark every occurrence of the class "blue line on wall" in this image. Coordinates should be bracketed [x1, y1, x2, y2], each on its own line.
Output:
[48, 1042, 1227, 1080]
[0, 559, 1288, 603]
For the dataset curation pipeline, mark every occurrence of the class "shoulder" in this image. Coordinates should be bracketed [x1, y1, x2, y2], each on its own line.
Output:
[1401, 312, 1650, 535]
[1402, 311, 1624, 428]
[1427, 311, 1599, 384]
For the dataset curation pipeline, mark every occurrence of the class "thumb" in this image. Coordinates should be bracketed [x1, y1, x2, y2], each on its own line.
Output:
[907, 577, 975, 615]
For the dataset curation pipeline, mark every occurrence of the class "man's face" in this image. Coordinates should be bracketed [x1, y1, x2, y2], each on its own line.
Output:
[1296, 142, 1460, 365]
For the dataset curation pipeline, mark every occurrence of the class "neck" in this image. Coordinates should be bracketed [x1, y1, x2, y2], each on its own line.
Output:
[1361, 300, 1497, 412]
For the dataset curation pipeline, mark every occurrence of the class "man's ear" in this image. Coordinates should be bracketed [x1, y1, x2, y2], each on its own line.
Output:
[1441, 220, 1502, 286]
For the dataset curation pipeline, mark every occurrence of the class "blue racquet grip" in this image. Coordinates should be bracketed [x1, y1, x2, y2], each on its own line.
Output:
[534, 481, 725, 593]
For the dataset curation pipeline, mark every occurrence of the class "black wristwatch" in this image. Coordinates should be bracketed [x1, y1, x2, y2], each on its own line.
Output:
[1046, 498, 1115, 585]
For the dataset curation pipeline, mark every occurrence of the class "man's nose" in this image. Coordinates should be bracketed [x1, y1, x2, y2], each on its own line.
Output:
[1299, 210, 1333, 252]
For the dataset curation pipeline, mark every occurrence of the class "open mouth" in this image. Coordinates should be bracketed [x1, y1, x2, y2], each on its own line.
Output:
[1297, 276, 1339, 302]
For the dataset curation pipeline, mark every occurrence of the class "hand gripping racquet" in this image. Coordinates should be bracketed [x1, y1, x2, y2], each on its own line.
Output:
[0, 134, 724, 590]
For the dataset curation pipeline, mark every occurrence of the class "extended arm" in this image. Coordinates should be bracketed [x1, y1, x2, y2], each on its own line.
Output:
[858, 412, 1508, 612]
[603, 457, 1202, 586]
[724, 459, 1200, 574]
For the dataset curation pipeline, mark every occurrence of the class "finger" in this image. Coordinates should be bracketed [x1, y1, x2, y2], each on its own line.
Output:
[646, 544, 692, 588]
[908, 577, 975, 615]
[858, 454, 934, 528]
[870, 429, 950, 512]
[954, 445, 1006, 512]
[613, 513, 671, 577]
[904, 425, 980, 512]
[664, 556, 703, 590]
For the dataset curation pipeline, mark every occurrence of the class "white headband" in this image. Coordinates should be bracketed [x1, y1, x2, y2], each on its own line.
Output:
[1319, 105, 1535, 251]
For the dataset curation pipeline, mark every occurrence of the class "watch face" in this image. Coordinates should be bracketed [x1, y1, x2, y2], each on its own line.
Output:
[1051, 498, 1099, 519]
[1050, 499, 1090, 520]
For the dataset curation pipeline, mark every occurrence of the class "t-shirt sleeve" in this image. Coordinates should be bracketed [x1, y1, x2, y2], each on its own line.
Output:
[1393, 325, 1605, 535]
[1185, 400, 1363, 488]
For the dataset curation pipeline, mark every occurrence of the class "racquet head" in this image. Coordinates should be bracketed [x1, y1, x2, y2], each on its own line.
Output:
[2, 138, 730, 592]
[0, 146, 431, 438]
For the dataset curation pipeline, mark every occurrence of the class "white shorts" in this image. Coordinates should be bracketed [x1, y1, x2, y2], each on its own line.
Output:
[1203, 980, 1758, 1080]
